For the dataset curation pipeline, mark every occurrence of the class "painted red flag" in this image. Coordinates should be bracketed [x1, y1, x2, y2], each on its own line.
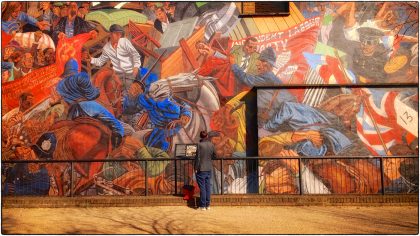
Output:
[229, 17, 321, 101]
[1, 30, 13, 48]
[198, 56, 237, 97]
[55, 33, 91, 76]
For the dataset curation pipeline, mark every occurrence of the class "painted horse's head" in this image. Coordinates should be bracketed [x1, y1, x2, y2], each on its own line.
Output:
[92, 67, 123, 118]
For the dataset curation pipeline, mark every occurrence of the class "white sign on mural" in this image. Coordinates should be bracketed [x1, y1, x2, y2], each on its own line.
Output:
[395, 98, 418, 137]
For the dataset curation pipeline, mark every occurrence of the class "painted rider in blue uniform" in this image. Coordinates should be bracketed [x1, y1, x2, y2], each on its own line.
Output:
[56, 58, 124, 148]
[123, 78, 192, 152]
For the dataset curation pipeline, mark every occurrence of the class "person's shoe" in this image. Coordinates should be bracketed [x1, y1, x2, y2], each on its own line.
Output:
[198, 207, 207, 211]
[206, 206, 210, 210]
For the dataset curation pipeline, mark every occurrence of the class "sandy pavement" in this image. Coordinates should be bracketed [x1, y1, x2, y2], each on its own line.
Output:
[2, 206, 418, 234]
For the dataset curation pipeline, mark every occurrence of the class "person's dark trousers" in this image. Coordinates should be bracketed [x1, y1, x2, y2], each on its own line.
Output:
[196, 171, 211, 208]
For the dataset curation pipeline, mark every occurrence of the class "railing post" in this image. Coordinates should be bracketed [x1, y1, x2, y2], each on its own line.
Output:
[174, 159, 177, 195]
[70, 161, 74, 197]
[220, 159, 224, 195]
[379, 157, 385, 195]
[298, 158, 303, 195]
[144, 161, 148, 196]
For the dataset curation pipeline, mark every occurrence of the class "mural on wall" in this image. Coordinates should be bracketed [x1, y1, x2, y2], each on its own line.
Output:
[1, 2, 418, 196]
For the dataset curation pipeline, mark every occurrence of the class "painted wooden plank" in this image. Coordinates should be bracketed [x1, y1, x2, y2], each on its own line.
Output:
[242, 17, 260, 36]
[229, 32, 237, 41]
[164, 48, 182, 65]
[231, 26, 240, 41]
[186, 27, 205, 59]
[290, 2, 305, 23]
[234, 25, 247, 40]
[180, 38, 199, 70]
[283, 14, 297, 28]
[229, 27, 238, 41]
[264, 17, 280, 32]
[272, 17, 290, 31]
[163, 27, 202, 67]
[240, 19, 251, 36]
[235, 20, 247, 39]
[289, 7, 300, 24]
[190, 27, 205, 41]
[253, 17, 270, 34]
[288, 5, 301, 25]
[162, 49, 183, 78]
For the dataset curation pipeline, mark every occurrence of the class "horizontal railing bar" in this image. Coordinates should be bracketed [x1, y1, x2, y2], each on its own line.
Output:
[254, 83, 418, 89]
[2, 155, 418, 163]
[216, 155, 419, 160]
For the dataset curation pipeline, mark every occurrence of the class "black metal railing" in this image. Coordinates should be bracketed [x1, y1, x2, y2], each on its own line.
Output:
[1, 156, 418, 197]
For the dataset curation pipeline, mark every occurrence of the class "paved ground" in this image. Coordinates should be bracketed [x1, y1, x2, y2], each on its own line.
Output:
[2, 206, 418, 234]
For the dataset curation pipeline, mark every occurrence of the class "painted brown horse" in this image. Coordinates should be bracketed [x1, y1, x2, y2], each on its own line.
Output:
[49, 117, 113, 195]
[44, 67, 124, 195]
[92, 67, 123, 118]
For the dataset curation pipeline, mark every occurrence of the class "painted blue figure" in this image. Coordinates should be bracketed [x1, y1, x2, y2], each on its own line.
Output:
[56, 58, 124, 148]
[263, 101, 353, 156]
[1, 2, 49, 34]
[123, 77, 192, 152]
[123, 67, 159, 115]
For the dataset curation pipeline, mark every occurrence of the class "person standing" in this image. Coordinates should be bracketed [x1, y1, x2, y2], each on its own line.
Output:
[194, 131, 216, 211]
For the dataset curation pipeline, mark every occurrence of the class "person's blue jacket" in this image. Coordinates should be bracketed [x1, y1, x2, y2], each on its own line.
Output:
[123, 88, 192, 151]
[2, 12, 38, 34]
[139, 95, 192, 151]
[231, 64, 282, 87]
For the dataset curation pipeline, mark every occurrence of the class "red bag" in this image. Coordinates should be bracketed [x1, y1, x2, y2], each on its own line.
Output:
[182, 185, 195, 200]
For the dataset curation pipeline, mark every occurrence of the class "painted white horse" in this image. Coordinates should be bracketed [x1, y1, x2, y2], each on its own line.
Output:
[132, 72, 220, 154]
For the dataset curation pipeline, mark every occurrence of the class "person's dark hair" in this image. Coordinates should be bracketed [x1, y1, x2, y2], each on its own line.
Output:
[200, 131, 208, 139]
[155, 6, 165, 13]
[109, 24, 125, 36]
[19, 92, 33, 102]
[2, 2, 21, 21]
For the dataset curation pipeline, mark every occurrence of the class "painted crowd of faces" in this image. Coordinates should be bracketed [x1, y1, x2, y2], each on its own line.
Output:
[1, 2, 418, 196]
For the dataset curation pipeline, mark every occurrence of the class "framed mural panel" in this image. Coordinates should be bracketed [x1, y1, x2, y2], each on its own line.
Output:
[257, 86, 418, 194]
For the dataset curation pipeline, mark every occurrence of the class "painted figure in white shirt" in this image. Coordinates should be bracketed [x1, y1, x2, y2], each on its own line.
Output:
[86, 24, 142, 94]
